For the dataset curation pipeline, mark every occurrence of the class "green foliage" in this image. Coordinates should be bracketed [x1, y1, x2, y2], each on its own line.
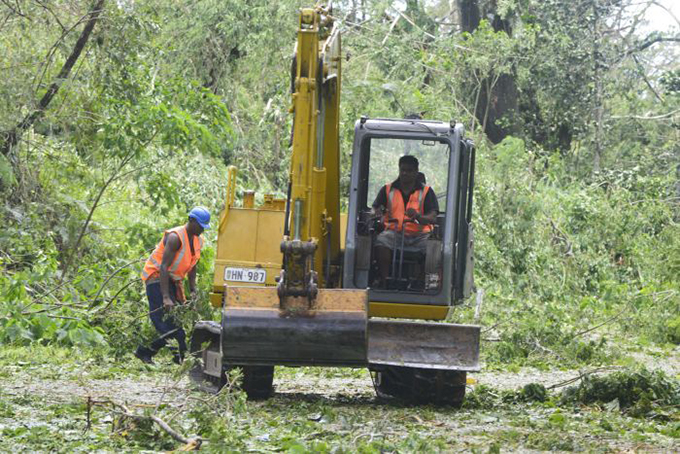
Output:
[0, 154, 15, 187]
[0, 1, 234, 351]
[0, 0, 677, 378]
[462, 384, 502, 410]
[466, 134, 679, 366]
[464, 382, 548, 410]
[664, 316, 680, 345]
[518, 383, 548, 403]
[561, 368, 680, 417]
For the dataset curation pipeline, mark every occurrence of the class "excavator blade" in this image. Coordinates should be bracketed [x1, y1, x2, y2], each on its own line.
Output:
[368, 319, 480, 371]
[206, 287, 478, 371]
[221, 286, 368, 367]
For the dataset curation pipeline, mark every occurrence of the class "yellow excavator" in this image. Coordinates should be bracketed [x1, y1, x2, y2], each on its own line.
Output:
[190, 5, 479, 406]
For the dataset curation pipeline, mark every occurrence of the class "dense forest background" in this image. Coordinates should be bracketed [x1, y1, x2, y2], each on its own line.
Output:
[1, 0, 678, 365]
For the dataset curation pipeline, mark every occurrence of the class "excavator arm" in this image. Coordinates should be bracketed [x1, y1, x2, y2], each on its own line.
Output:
[280, 6, 342, 298]
[221, 6, 368, 369]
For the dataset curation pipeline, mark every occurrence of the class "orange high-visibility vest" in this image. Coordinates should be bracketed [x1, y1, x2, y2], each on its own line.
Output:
[141, 226, 203, 283]
[383, 183, 433, 234]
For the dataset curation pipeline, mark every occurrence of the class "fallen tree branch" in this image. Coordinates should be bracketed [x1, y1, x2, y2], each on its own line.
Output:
[546, 366, 621, 390]
[17, 312, 82, 321]
[90, 256, 147, 307]
[90, 399, 202, 449]
[380, 14, 400, 46]
[610, 108, 680, 120]
[531, 337, 564, 361]
[1, 0, 106, 156]
[569, 307, 627, 340]
[396, 10, 435, 39]
[568, 290, 677, 341]
[94, 279, 136, 315]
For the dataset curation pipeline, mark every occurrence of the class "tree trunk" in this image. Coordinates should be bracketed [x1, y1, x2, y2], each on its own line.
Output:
[478, 72, 520, 143]
[457, 0, 480, 33]
[459, 1, 519, 143]
[592, 1, 603, 173]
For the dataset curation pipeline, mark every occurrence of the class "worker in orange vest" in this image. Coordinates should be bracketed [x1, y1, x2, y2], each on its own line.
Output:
[135, 207, 210, 364]
[371, 156, 438, 288]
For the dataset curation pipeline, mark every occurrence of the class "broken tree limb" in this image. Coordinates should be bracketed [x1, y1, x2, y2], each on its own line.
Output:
[380, 14, 400, 46]
[546, 366, 621, 390]
[569, 307, 627, 340]
[611, 108, 680, 121]
[90, 256, 147, 307]
[90, 399, 202, 449]
[0, 0, 106, 156]
[474, 288, 484, 323]
[94, 279, 137, 315]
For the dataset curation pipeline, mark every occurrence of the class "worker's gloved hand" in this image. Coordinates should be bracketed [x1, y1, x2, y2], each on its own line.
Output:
[405, 208, 420, 222]
[162, 296, 175, 311]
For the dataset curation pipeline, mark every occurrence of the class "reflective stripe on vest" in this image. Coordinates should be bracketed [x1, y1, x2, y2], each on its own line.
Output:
[383, 183, 432, 234]
[141, 226, 203, 282]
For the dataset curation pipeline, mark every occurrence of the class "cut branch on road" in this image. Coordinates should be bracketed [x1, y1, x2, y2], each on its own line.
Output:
[89, 399, 202, 449]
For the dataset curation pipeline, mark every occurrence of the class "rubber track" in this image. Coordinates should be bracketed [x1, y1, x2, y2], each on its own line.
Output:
[190, 322, 275, 399]
[239, 366, 275, 400]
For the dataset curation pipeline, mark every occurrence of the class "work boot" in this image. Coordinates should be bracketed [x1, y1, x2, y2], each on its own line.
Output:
[167, 346, 184, 365]
[134, 346, 155, 364]
[172, 349, 186, 365]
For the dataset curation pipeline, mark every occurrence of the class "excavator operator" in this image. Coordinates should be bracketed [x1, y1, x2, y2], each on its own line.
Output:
[371, 155, 438, 288]
[135, 206, 210, 364]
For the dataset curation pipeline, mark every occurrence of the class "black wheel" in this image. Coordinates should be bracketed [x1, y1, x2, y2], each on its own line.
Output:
[373, 366, 466, 407]
[240, 366, 275, 400]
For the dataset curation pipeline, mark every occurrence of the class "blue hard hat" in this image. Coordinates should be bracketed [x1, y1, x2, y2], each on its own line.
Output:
[188, 206, 211, 229]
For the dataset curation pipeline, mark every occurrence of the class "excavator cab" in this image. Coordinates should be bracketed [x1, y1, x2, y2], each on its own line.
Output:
[344, 118, 476, 314]
[339, 118, 478, 404]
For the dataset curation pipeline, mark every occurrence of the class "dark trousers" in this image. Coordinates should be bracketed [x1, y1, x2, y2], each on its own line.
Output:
[145, 280, 187, 356]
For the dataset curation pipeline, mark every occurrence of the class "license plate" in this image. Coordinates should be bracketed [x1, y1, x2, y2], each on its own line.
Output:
[224, 267, 266, 284]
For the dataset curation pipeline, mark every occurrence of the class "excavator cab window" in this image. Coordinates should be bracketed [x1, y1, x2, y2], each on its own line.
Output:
[355, 137, 451, 293]
[365, 138, 450, 213]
